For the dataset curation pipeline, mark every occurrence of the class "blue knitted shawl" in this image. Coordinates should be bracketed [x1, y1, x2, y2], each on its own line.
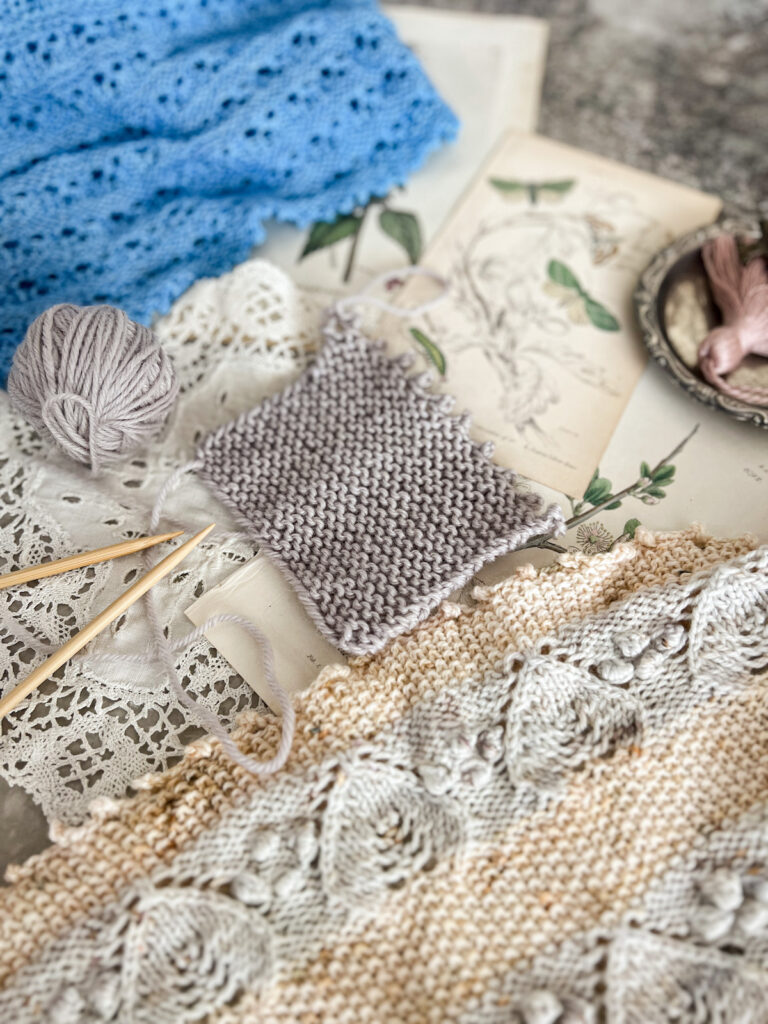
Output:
[0, 0, 457, 383]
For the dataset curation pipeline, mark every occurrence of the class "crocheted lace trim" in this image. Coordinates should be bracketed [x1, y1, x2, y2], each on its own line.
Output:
[0, 260, 321, 825]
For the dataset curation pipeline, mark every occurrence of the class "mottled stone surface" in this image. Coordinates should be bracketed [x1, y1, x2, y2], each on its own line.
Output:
[2, 0, 766, 881]
[395, 0, 768, 214]
[0, 776, 49, 871]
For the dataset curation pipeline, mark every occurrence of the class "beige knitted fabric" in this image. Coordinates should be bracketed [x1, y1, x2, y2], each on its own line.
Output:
[0, 527, 764, 1024]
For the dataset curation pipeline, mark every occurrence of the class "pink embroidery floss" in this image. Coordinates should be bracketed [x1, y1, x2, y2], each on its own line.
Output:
[698, 234, 768, 406]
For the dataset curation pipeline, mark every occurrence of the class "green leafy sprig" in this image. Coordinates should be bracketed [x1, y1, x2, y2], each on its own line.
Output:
[523, 425, 699, 554]
[572, 454, 678, 519]
[300, 198, 423, 282]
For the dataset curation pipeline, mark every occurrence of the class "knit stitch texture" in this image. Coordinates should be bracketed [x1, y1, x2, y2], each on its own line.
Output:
[198, 308, 564, 655]
[0, 0, 458, 384]
[0, 528, 765, 1024]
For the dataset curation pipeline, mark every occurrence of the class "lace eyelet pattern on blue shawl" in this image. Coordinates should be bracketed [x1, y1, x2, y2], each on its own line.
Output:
[0, 0, 458, 384]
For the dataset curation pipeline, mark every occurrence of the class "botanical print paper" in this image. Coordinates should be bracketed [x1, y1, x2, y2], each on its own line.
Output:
[479, 362, 768, 588]
[256, 8, 549, 291]
[386, 133, 722, 497]
[593, 366, 768, 544]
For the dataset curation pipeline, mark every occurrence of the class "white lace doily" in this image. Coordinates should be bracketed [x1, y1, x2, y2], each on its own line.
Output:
[0, 260, 325, 825]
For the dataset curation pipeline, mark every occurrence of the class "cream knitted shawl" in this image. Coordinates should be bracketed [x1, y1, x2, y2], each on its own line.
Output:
[1, 527, 766, 1024]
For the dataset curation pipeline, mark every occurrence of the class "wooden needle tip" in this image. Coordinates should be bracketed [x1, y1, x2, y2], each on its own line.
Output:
[154, 529, 185, 542]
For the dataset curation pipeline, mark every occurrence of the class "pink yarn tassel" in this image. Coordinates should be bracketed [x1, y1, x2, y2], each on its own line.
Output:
[698, 234, 768, 406]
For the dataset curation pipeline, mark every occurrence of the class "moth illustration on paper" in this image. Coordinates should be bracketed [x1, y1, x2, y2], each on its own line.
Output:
[379, 134, 722, 498]
[434, 186, 666, 440]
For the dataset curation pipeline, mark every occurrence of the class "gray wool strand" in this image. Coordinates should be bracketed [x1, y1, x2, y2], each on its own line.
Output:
[7, 303, 178, 472]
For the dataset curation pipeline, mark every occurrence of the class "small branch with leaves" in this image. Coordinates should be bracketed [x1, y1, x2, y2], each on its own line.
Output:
[300, 194, 423, 283]
[522, 424, 700, 553]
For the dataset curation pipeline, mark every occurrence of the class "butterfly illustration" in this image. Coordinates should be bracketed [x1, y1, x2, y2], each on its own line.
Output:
[542, 260, 620, 331]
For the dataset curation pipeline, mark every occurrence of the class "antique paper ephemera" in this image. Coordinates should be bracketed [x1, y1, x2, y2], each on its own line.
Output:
[186, 555, 344, 713]
[388, 134, 722, 496]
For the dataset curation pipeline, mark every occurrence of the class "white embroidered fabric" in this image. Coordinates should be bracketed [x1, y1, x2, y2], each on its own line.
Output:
[0, 260, 325, 825]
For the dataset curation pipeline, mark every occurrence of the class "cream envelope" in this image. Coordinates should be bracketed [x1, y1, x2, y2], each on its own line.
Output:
[186, 555, 344, 713]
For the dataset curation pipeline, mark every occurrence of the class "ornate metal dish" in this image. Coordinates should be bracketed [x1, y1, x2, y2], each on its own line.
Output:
[635, 216, 768, 429]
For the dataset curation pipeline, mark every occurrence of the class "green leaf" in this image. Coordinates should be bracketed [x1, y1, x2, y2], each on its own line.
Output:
[409, 327, 447, 376]
[539, 179, 575, 195]
[652, 464, 676, 484]
[379, 209, 423, 264]
[300, 214, 361, 259]
[640, 461, 651, 479]
[583, 468, 613, 506]
[547, 259, 581, 292]
[606, 499, 622, 510]
[645, 485, 667, 499]
[623, 518, 641, 539]
[584, 297, 620, 331]
[489, 178, 528, 194]
[582, 468, 599, 493]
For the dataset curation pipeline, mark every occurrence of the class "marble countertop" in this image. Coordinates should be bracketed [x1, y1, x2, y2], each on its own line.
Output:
[2, 0, 766, 878]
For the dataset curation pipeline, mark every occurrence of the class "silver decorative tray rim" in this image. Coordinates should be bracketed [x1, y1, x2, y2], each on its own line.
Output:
[634, 215, 768, 430]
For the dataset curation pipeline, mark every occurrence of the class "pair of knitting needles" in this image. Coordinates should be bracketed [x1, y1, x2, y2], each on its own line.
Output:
[0, 524, 214, 722]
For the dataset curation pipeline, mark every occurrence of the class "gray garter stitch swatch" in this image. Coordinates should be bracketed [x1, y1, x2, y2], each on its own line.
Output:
[198, 310, 564, 655]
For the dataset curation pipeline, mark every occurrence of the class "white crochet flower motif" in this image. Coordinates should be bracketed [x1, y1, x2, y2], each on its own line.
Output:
[605, 929, 768, 1024]
[320, 757, 465, 907]
[503, 656, 643, 792]
[0, 458, 112, 671]
[115, 884, 273, 1024]
[690, 866, 768, 944]
[688, 559, 768, 684]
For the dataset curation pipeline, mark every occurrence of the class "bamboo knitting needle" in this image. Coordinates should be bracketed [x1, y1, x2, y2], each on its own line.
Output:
[0, 530, 184, 590]
[0, 523, 215, 722]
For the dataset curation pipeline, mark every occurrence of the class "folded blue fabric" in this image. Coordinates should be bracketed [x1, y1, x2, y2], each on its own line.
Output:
[0, 0, 458, 383]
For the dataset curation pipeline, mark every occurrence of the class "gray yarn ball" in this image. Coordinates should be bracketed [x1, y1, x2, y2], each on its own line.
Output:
[8, 304, 179, 471]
